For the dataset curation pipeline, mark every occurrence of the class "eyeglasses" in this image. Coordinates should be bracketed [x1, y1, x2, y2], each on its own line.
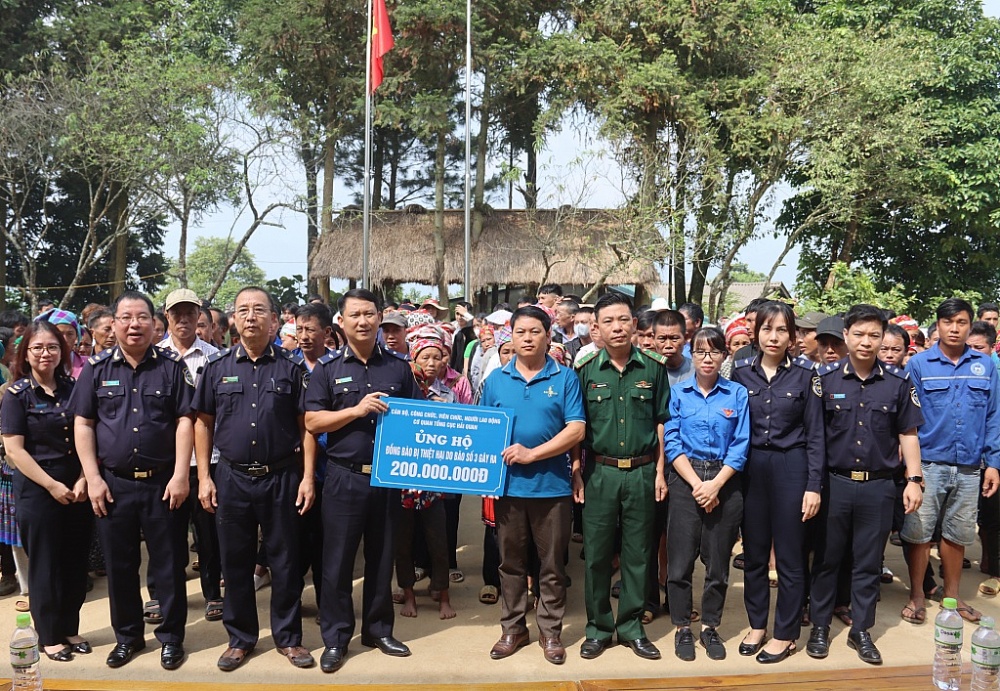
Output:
[27, 344, 61, 355]
[692, 350, 726, 360]
[234, 306, 271, 319]
[115, 314, 152, 325]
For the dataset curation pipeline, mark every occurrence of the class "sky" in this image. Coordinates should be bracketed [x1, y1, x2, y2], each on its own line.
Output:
[164, 0, 1000, 299]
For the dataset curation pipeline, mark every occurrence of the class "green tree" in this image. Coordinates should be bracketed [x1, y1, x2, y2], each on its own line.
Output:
[157, 236, 265, 310]
[795, 262, 911, 317]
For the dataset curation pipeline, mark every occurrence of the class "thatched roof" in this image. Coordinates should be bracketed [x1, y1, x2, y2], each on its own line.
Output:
[309, 208, 661, 289]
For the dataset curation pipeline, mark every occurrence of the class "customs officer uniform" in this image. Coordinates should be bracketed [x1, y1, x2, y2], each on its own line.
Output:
[731, 354, 825, 643]
[810, 358, 923, 637]
[195, 344, 310, 655]
[305, 344, 421, 653]
[1, 375, 92, 650]
[575, 347, 670, 648]
[70, 345, 194, 648]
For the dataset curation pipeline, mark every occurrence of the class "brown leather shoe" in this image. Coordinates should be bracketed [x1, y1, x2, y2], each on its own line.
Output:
[489, 631, 530, 659]
[277, 645, 315, 668]
[540, 636, 566, 665]
[217, 646, 252, 672]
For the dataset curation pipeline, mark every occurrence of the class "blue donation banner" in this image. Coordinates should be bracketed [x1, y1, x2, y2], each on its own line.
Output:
[371, 398, 513, 495]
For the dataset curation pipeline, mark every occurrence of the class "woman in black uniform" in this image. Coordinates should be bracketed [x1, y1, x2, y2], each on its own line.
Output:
[1, 320, 93, 661]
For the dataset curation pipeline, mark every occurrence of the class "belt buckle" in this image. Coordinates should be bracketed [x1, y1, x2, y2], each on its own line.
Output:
[617, 458, 632, 470]
[850, 470, 866, 481]
[133, 469, 153, 479]
[247, 465, 268, 478]
[361, 464, 372, 475]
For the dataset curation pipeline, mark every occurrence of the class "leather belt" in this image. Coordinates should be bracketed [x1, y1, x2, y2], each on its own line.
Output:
[334, 460, 373, 476]
[106, 463, 173, 480]
[221, 454, 300, 478]
[593, 453, 655, 470]
[829, 468, 896, 482]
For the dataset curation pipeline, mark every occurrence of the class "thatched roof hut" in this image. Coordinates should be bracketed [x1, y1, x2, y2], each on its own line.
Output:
[308, 208, 660, 291]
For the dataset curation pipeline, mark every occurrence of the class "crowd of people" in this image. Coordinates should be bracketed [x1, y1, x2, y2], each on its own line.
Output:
[0, 282, 996, 674]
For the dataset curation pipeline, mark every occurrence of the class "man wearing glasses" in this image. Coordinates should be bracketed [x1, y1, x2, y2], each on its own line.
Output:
[71, 291, 196, 670]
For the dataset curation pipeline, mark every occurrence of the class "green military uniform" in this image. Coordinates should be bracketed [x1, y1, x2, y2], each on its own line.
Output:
[577, 346, 670, 642]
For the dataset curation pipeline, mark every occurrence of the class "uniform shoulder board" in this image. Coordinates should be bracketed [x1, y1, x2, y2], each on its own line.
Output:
[734, 357, 754, 369]
[280, 348, 305, 366]
[88, 349, 113, 365]
[154, 345, 181, 362]
[883, 363, 908, 380]
[207, 347, 231, 364]
[318, 350, 342, 366]
[818, 361, 839, 376]
[574, 350, 599, 370]
[386, 348, 409, 362]
[640, 348, 668, 365]
[792, 356, 817, 371]
[6, 377, 30, 395]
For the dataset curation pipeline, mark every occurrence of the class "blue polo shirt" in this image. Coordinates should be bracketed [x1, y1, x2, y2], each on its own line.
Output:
[480, 354, 586, 498]
[664, 375, 750, 472]
[907, 343, 1000, 469]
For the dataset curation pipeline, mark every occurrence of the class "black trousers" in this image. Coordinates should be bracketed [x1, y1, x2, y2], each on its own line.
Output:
[299, 480, 324, 608]
[444, 494, 462, 570]
[742, 447, 810, 641]
[811, 474, 894, 633]
[645, 497, 668, 611]
[666, 461, 743, 629]
[216, 461, 303, 649]
[394, 500, 448, 592]
[190, 466, 222, 602]
[97, 467, 190, 645]
[482, 526, 501, 589]
[15, 471, 92, 646]
[980, 471, 1000, 578]
[320, 461, 396, 648]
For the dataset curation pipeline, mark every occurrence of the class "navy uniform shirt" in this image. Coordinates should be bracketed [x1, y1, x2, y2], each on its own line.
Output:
[194, 344, 308, 464]
[815, 357, 923, 472]
[305, 344, 421, 464]
[1, 375, 79, 484]
[70, 345, 194, 470]
[731, 354, 826, 492]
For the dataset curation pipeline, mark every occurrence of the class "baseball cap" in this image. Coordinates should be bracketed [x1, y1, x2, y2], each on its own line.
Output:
[649, 297, 671, 312]
[816, 316, 845, 340]
[382, 312, 408, 329]
[164, 288, 201, 312]
[796, 311, 827, 330]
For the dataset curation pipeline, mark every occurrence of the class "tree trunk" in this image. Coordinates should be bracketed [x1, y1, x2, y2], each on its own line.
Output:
[387, 129, 400, 210]
[301, 141, 320, 296]
[433, 130, 449, 304]
[177, 197, 190, 289]
[321, 132, 336, 237]
[825, 217, 859, 290]
[472, 66, 490, 243]
[109, 182, 129, 301]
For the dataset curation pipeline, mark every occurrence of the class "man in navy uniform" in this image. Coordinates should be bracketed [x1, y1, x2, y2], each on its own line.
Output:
[305, 288, 422, 673]
[72, 291, 195, 670]
[195, 287, 316, 671]
[806, 304, 924, 665]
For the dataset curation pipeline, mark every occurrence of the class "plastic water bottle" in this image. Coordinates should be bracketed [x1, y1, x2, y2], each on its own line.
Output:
[973, 616, 1000, 691]
[9, 613, 42, 691]
[934, 597, 964, 691]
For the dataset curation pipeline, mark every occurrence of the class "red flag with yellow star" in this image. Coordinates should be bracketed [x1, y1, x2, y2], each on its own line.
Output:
[371, 0, 394, 93]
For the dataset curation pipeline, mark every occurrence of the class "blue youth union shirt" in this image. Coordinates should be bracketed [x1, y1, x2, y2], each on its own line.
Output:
[664, 375, 750, 471]
[480, 355, 586, 498]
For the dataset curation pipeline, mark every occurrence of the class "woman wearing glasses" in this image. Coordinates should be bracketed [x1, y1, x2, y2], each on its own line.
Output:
[730, 302, 824, 663]
[663, 327, 749, 663]
[0, 320, 92, 661]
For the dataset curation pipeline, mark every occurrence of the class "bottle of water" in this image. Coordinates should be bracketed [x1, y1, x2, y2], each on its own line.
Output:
[934, 597, 964, 691]
[973, 616, 1000, 691]
[10, 613, 42, 691]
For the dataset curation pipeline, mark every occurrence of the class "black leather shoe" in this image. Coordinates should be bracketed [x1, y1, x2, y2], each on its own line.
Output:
[106, 640, 145, 668]
[45, 646, 73, 662]
[739, 634, 767, 656]
[579, 637, 613, 659]
[847, 630, 882, 665]
[620, 636, 661, 660]
[700, 627, 726, 660]
[806, 625, 830, 659]
[160, 643, 185, 670]
[320, 646, 347, 673]
[675, 628, 696, 661]
[360, 635, 411, 657]
[757, 642, 796, 664]
[69, 641, 92, 655]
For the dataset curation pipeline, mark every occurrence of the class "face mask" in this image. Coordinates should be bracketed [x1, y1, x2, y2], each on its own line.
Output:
[574, 323, 591, 339]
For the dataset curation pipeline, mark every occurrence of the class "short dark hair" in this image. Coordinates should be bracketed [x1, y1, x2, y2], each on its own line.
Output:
[0, 310, 29, 330]
[199, 306, 213, 323]
[87, 308, 113, 330]
[691, 326, 726, 354]
[577, 306, 595, 316]
[636, 311, 656, 332]
[912, 329, 925, 347]
[754, 302, 796, 343]
[678, 302, 704, 327]
[538, 283, 563, 297]
[652, 309, 685, 331]
[937, 297, 974, 323]
[338, 288, 382, 313]
[112, 290, 154, 317]
[744, 297, 771, 315]
[13, 320, 72, 380]
[234, 286, 278, 314]
[978, 302, 999, 318]
[306, 294, 324, 304]
[37, 298, 53, 307]
[295, 302, 333, 330]
[844, 304, 887, 331]
[884, 323, 911, 350]
[210, 307, 229, 331]
[971, 320, 998, 347]
[510, 305, 551, 333]
[282, 302, 300, 316]
[384, 300, 399, 310]
[927, 322, 938, 338]
[516, 296, 534, 307]
[558, 300, 579, 315]
[153, 311, 168, 333]
[594, 292, 633, 318]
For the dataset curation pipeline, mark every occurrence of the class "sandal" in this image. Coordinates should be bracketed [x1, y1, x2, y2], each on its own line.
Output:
[691, 609, 701, 623]
[143, 599, 162, 624]
[392, 588, 405, 605]
[479, 585, 499, 605]
[925, 585, 944, 603]
[205, 599, 224, 622]
[413, 567, 427, 582]
[14, 599, 29, 612]
[733, 553, 745, 570]
[768, 569, 779, 588]
[980, 577, 1000, 597]
[956, 604, 982, 623]
[641, 609, 655, 625]
[449, 569, 465, 583]
[880, 566, 894, 584]
[901, 603, 926, 624]
[833, 606, 853, 626]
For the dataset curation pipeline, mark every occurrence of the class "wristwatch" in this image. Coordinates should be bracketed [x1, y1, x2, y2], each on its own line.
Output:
[906, 476, 925, 491]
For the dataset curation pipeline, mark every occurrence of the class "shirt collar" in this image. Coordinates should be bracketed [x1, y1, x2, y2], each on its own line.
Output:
[597, 346, 644, 370]
[111, 345, 156, 366]
[927, 342, 975, 366]
[343, 343, 385, 363]
[840, 357, 884, 381]
[501, 354, 560, 383]
[679, 374, 732, 395]
[751, 353, 792, 375]
[160, 335, 210, 355]
[235, 343, 276, 362]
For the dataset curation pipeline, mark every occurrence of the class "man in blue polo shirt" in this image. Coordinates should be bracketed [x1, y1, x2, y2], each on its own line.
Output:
[902, 297, 1000, 626]
[479, 305, 586, 665]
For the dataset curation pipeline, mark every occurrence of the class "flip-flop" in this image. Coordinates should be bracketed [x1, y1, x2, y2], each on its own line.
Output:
[901, 603, 926, 624]
[449, 569, 465, 583]
[14, 599, 29, 612]
[980, 578, 1000, 597]
[205, 599, 224, 622]
[392, 588, 405, 605]
[641, 609, 655, 625]
[925, 585, 944, 603]
[956, 604, 982, 623]
[479, 585, 499, 605]
[833, 606, 853, 626]
[143, 600, 162, 624]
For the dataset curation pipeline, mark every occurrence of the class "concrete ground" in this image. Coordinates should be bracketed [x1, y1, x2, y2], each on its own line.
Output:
[5, 498, 999, 686]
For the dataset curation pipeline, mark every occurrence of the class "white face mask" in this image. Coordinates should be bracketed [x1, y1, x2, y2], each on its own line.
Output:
[574, 323, 591, 339]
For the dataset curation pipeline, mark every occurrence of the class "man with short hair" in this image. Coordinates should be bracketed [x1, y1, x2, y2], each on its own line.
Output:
[553, 300, 578, 344]
[796, 312, 825, 363]
[564, 307, 594, 365]
[815, 316, 848, 364]
[652, 309, 693, 386]
[380, 312, 408, 356]
[536, 284, 563, 309]
[901, 298, 1000, 628]
[677, 303, 703, 343]
[977, 302, 999, 329]
[88, 309, 116, 353]
[196, 307, 215, 346]
[210, 308, 229, 348]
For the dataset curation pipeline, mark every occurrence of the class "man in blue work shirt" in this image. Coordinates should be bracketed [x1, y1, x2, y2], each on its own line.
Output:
[480, 305, 586, 665]
[902, 298, 1000, 626]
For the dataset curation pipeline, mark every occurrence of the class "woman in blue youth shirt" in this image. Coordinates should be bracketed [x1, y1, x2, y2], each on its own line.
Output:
[664, 327, 749, 663]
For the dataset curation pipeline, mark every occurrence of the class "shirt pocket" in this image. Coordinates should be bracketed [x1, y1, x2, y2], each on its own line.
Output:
[968, 379, 990, 409]
[142, 383, 174, 416]
[774, 387, 804, 412]
[630, 388, 654, 421]
[824, 400, 852, 431]
[216, 381, 243, 415]
[871, 401, 897, 434]
[267, 378, 295, 396]
[921, 380, 950, 411]
[586, 388, 612, 421]
[333, 382, 362, 409]
[96, 384, 126, 419]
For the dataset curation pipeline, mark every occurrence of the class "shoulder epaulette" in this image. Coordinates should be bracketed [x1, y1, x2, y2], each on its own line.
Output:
[574, 350, 599, 370]
[792, 356, 817, 371]
[207, 347, 231, 364]
[386, 349, 409, 362]
[88, 349, 113, 365]
[818, 362, 839, 376]
[318, 350, 342, 366]
[6, 377, 30, 395]
[640, 348, 668, 365]
[154, 345, 181, 362]
[280, 348, 305, 366]
[734, 357, 754, 369]
[883, 363, 908, 380]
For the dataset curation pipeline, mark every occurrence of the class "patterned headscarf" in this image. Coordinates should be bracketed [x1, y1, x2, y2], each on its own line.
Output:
[406, 309, 438, 329]
[725, 317, 749, 344]
[548, 342, 567, 365]
[494, 325, 513, 348]
[35, 309, 81, 339]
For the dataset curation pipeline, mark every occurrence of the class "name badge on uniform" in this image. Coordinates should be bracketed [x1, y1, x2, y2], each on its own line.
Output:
[31, 403, 48, 409]
[590, 383, 608, 389]
[101, 380, 120, 387]
[829, 393, 846, 399]
[335, 376, 353, 385]
[222, 376, 239, 383]
[635, 381, 652, 389]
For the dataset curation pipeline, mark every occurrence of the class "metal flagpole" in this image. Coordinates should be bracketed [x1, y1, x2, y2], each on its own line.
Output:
[362, 0, 374, 290]
[463, 0, 472, 303]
